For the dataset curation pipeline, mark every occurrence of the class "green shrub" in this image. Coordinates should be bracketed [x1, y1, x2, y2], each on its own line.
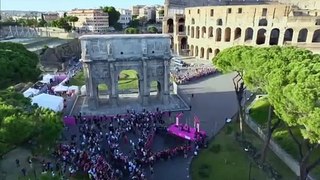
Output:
[198, 164, 211, 178]
[209, 144, 221, 153]
[224, 125, 233, 135]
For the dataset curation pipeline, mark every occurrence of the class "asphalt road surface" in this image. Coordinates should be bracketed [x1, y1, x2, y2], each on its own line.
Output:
[152, 72, 239, 180]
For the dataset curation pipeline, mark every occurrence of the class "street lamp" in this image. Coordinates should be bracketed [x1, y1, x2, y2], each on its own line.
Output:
[232, 72, 245, 136]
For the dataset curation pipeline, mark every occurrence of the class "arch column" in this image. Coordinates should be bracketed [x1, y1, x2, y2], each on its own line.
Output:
[240, 32, 246, 44]
[265, 30, 271, 45]
[306, 30, 314, 44]
[278, 30, 285, 46]
[252, 29, 258, 45]
[142, 58, 149, 106]
[109, 62, 118, 107]
[84, 61, 99, 109]
[292, 30, 299, 44]
[163, 60, 170, 104]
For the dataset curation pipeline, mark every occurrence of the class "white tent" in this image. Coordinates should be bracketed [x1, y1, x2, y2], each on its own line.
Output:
[53, 85, 69, 92]
[31, 93, 64, 112]
[41, 74, 55, 83]
[23, 88, 39, 97]
[68, 85, 79, 94]
[80, 85, 86, 95]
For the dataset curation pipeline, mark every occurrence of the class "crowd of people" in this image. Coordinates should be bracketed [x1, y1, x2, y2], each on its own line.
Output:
[171, 65, 217, 85]
[54, 109, 202, 180]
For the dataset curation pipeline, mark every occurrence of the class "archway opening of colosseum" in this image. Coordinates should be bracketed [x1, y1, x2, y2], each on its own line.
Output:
[195, 46, 199, 56]
[191, 27, 194, 38]
[170, 36, 174, 48]
[196, 26, 200, 38]
[214, 49, 220, 57]
[284, 28, 293, 43]
[258, 19, 268, 26]
[190, 45, 194, 56]
[167, 19, 174, 33]
[178, 18, 185, 23]
[208, 27, 213, 38]
[225, 28, 231, 42]
[245, 28, 254, 42]
[316, 19, 320, 25]
[200, 47, 205, 58]
[269, 28, 280, 45]
[202, 26, 207, 38]
[312, 29, 320, 43]
[256, 29, 266, 45]
[217, 19, 223, 26]
[181, 37, 187, 49]
[298, 29, 308, 42]
[187, 26, 190, 35]
[216, 28, 222, 41]
[178, 25, 185, 32]
[191, 18, 195, 25]
[207, 48, 213, 60]
[234, 28, 242, 40]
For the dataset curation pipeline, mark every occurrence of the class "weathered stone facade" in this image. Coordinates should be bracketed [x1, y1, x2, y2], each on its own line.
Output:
[79, 34, 172, 110]
[163, 1, 320, 59]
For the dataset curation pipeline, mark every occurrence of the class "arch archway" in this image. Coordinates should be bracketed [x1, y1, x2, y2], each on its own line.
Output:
[191, 27, 194, 38]
[298, 29, 308, 42]
[256, 29, 266, 45]
[200, 47, 205, 58]
[217, 19, 223, 26]
[117, 69, 140, 104]
[178, 25, 184, 32]
[245, 28, 254, 42]
[202, 26, 206, 38]
[225, 27, 231, 42]
[187, 26, 190, 35]
[167, 19, 174, 33]
[207, 48, 213, 60]
[190, 45, 194, 56]
[196, 26, 200, 38]
[149, 80, 162, 100]
[216, 28, 222, 41]
[208, 27, 213, 38]
[170, 36, 174, 48]
[195, 46, 199, 56]
[269, 28, 280, 45]
[234, 27, 242, 40]
[214, 49, 220, 56]
[178, 18, 185, 23]
[181, 37, 187, 49]
[97, 83, 109, 105]
[258, 19, 268, 26]
[284, 28, 293, 43]
[312, 29, 320, 42]
[191, 18, 195, 24]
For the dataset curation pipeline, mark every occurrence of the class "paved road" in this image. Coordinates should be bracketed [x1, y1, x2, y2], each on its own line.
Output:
[153, 72, 239, 180]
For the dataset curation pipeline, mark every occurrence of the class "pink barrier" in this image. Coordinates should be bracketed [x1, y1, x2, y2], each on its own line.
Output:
[167, 124, 206, 141]
[64, 116, 76, 126]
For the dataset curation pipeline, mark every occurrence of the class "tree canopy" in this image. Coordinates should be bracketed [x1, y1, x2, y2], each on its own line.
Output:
[214, 46, 320, 143]
[147, 26, 158, 33]
[124, 27, 139, 34]
[0, 42, 41, 89]
[101, 6, 120, 27]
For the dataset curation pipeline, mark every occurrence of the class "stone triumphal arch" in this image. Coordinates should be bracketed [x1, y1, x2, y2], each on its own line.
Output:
[80, 34, 171, 110]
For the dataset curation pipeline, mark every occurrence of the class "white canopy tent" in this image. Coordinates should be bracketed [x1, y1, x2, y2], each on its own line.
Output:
[40, 74, 55, 84]
[53, 85, 69, 92]
[23, 88, 39, 98]
[31, 94, 64, 112]
[80, 85, 86, 95]
[68, 85, 79, 94]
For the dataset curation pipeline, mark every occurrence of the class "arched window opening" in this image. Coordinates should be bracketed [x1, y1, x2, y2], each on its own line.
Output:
[195, 46, 199, 56]
[208, 27, 213, 38]
[256, 29, 266, 45]
[312, 29, 320, 43]
[191, 18, 195, 25]
[258, 19, 268, 26]
[214, 49, 220, 56]
[191, 27, 194, 38]
[181, 38, 187, 49]
[269, 28, 280, 45]
[216, 28, 222, 42]
[225, 27, 231, 42]
[178, 25, 184, 32]
[178, 18, 185, 23]
[298, 28, 308, 42]
[284, 28, 293, 43]
[245, 28, 254, 42]
[201, 26, 206, 38]
[207, 48, 213, 60]
[234, 27, 242, 40]
[167, 19, 174, 33]
[200, 48, 205, 58]
[196, 26, 200, 39]
[217, 19, 223, 26]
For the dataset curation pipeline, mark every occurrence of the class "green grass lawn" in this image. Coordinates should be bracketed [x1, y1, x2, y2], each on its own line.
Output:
[191, 121, 296, 180]
[70, 70, 157, 91]
[249, 98, 320, 178]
